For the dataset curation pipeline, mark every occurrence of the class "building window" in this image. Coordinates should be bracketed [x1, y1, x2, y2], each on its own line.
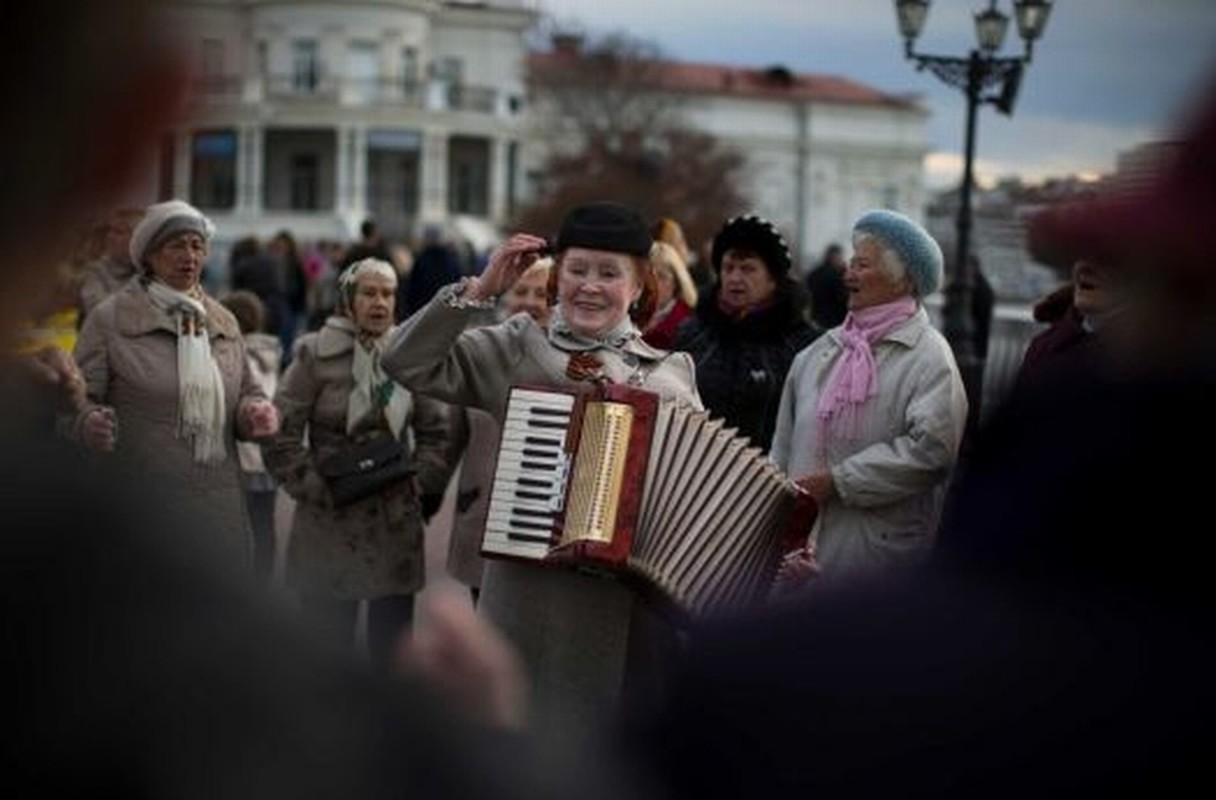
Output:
[432, 56, 463, 108]
[401, 46, 418, 90]
[292, 39, 320, 93]
[448, 136, 489, 216]
[348, 40, 379, 104]
[190, 130, 237, 210]
[290, 153, 319, 210]
[256, 40, 268, 76]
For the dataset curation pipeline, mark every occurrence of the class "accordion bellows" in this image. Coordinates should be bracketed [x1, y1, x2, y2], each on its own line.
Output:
[482, 384, 812, 623]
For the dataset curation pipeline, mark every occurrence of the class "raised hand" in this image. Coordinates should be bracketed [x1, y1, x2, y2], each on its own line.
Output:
[466, 233, 550, 301]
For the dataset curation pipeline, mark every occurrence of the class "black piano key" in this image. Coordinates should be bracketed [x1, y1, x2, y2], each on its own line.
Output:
[514, 490, 551, 502]
[528, 405, 570, 417]
[524, 435, 562, 447]
[518, 477, 550, 488]
[507, 530, 554, 544]
[512, 506, 555, 519]
[520, 459, 557, 471]
[508, 517, 555, 533]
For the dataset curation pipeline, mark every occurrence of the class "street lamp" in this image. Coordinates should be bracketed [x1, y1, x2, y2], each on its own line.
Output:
[893, 0, 1052, 432]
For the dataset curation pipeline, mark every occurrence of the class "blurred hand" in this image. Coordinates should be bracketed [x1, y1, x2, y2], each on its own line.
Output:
[796, 471, 837, 506]
[80, 406, 117, 453]
[241, 399, 279, 438]
[776, 545, 820, 585]
[397, 586, 530, 731]
[467, 233, 550, 301]
[24, 347, 87, 412]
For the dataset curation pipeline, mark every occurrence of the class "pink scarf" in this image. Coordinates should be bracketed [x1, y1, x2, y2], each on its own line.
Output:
[815, 296, 918, 456]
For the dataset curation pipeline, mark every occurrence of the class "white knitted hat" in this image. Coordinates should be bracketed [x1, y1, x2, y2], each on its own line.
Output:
[129, 200, 215, 268]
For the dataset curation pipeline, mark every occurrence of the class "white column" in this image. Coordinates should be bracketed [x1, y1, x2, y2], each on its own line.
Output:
[335, 125, 352, 216]
[489, 136, 510, 224]
[351, 125, 369, 221]
[419, 129, 449, 222]
[246, 124, 264, 216]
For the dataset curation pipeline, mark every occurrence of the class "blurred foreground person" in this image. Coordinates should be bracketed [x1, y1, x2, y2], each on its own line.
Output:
[0, 2, 649, 798]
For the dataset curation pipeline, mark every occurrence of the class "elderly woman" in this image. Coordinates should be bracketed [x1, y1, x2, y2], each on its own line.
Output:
[673, 214, 817, 453]
[381, 200, 702, 737]
[263, 258, 457, 668]
[772, 210, 968, 588]
[73, 200, 278, 566]
[642, 240, 698, 350]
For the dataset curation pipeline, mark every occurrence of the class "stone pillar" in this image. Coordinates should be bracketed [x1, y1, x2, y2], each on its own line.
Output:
[351, 125, 369, 221]
[419, 129, 449, 222]
[489, 136, 510, 224]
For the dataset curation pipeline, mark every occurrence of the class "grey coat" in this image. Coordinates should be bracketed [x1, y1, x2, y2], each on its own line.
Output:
[381, 284, 703, 737]
[770, 306, 968, 584]
[264, 322, 457, 600]
[74, 280, 264, 565]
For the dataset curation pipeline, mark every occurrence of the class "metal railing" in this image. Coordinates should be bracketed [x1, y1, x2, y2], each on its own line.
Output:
[192, 73, 510, 114]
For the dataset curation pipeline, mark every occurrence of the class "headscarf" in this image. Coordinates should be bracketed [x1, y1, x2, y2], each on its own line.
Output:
[332, 259, 410, 439]
[814, 296, 918, 459]
[145, 280, 227, 464]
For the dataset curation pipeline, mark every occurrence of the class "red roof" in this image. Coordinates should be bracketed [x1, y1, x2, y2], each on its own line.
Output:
[529, 51, 921, 110]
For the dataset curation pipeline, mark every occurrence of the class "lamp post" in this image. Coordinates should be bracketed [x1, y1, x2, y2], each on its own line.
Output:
[893, 0, 1052, 433]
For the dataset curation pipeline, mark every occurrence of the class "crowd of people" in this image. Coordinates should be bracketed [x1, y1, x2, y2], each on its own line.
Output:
[4, 0, 1212, 794]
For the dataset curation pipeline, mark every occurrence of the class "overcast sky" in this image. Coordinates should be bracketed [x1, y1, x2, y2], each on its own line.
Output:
[528, 0, 1216, 189]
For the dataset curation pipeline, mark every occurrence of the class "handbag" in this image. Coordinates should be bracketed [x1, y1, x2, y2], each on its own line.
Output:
[315, 436, 413, 507]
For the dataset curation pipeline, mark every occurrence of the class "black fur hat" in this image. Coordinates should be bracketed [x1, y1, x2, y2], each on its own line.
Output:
[710, 214, 793, 277]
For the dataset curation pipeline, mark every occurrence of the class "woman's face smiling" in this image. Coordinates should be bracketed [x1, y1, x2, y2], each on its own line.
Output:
[556, 247, 640, 338]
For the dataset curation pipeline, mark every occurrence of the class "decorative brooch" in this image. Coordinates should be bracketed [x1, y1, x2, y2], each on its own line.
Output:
[565, 352, 607, 383]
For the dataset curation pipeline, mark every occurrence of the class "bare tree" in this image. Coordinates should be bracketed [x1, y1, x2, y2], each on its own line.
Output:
[518, 31, 747, 256]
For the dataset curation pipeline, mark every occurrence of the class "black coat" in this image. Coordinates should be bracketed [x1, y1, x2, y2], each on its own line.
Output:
[673, 282, 817, 452]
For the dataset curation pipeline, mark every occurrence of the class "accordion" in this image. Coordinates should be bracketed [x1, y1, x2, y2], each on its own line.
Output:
[481, 383, 816, 623]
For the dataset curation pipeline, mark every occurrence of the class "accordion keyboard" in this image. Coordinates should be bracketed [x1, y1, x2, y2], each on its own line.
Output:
[482, 388, 576, 559]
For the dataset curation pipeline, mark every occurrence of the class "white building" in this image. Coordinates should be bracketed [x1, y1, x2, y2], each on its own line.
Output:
[525, 52, 930, 270]
[141, 0, 929, 269]
[146, 0, 536, 249]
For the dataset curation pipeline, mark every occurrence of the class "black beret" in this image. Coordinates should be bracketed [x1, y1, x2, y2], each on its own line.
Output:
[555, 202, 652, 257]
[710, 214, 793, 277]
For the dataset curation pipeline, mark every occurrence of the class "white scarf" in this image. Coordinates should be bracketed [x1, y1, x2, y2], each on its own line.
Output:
[145, 280, 227, 464]
[327, 317, 410, 440]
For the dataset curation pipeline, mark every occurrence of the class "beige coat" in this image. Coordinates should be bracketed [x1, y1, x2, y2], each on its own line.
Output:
[381, 284, 703, 737]
[264, 322, 457, 600]
[74, 280, 264, 565]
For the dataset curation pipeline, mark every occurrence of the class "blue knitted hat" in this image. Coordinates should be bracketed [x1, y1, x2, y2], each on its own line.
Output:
[852, 209, 944, 297]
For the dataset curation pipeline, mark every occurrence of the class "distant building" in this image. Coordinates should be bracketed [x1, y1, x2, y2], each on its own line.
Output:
[526, 46, 930, 271]
[129, 1, 929, 272]
[143, 0, 536, 247]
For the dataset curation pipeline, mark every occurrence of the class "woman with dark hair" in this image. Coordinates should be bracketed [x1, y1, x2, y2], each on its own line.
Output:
[673, 214, 817, 453]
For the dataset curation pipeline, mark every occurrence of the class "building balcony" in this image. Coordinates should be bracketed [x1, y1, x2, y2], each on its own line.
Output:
[190, 73, 518, 116]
